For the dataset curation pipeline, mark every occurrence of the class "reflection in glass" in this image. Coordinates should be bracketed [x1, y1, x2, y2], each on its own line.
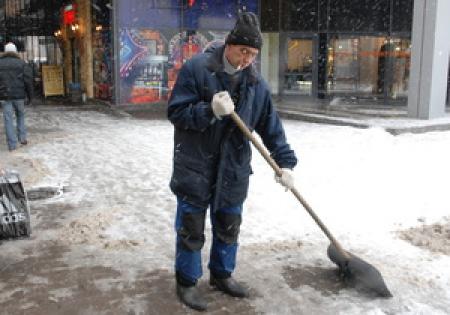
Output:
[284, 39, 313, 95]
[328, 37, 359, 92]
[390, 38, 411, 99]
[327, 36, 410, 99]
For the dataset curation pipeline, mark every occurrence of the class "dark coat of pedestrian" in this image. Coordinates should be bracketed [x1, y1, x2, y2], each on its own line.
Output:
[167, 12, 297, 311]
[0, 42, 33, 151]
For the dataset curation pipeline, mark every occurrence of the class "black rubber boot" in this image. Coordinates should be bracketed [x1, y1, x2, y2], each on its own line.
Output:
[176, 284, 208, 311]
[209, 275, 249, 298]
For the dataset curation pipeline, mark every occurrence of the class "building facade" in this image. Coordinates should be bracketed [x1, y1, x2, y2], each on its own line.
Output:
[0, 0, 63, 95]
[1, 0, 448, 108]
[112, 0, 418, 106]
[261, 0, 414, 104]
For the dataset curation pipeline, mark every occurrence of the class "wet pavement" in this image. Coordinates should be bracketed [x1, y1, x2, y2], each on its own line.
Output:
[0, 201, 259, 315]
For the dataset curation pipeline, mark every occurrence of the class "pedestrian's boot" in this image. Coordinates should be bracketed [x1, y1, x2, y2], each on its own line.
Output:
[210, 274, 249, 298]
[176, 283, 208, 311]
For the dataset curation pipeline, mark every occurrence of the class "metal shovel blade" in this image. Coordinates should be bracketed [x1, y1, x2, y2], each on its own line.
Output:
[327, 244, 393, 298]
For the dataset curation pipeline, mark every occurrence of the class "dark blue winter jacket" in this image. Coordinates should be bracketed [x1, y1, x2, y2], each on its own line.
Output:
[0, 52, 33, 101]
[168, 44, 297, 209]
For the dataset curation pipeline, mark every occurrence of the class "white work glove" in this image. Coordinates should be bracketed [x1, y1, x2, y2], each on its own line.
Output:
[212, 91, 235, 119]
[275, 168, 295, 191]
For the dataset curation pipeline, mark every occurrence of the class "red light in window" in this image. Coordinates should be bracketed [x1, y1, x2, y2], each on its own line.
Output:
[63, 4, 77, 25]
[63, 10, 76, 25]
[188, 0, 195, 7]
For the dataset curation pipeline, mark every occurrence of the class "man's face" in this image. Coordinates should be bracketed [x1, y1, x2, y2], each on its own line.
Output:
[224, 44, 259, 70]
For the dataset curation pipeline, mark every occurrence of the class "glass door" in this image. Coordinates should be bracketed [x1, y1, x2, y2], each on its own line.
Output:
[284, 38, 313, 95]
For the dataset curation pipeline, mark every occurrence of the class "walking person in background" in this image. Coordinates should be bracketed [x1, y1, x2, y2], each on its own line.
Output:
[167, 12, 297, 311]
[0, 42, 33, 152]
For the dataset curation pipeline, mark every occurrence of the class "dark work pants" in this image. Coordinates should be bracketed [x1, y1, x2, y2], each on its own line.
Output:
[175, 197, 243, 285]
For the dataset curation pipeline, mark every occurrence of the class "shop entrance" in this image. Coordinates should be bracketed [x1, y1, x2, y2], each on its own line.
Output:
[1, 0, 62, 97]
[283, 38, 314, 96]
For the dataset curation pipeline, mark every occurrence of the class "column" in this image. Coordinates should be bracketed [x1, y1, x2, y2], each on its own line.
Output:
[261, 33, 280, 95]
[408, 0, 450, 119]
[77, 0, 94, 98]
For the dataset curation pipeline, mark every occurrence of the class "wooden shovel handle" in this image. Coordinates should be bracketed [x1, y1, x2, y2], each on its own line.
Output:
[230, 111, 350, 260]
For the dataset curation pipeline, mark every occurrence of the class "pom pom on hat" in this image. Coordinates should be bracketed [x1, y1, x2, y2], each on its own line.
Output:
[4, 42, 17, 53]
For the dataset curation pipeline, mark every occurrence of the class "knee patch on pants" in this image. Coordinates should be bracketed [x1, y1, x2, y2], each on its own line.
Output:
[178, 211, 206, 251]
[215, 211, 242, 244]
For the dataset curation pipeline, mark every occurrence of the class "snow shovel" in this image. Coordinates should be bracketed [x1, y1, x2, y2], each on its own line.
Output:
[230, 111, 392, 298]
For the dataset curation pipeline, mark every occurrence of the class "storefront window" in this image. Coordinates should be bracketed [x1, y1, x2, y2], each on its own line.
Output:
[119, 28, 230, 104]
[119, 29, 171, 104]
[167, 30, 223, 94]
[117, 0, 258, 105]
[392, 0, 413, 33]
[374, 38, 411, 98]
[327, 36, 410, 99]
[328, 37, 360, 93]
[328, 0, 389, 33]
[281, 0, 318, 31]
[284, 38, 313, 95]
[93, 29, 113, 100]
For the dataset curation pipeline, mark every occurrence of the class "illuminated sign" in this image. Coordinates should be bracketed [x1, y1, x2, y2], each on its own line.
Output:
[63, 4, 77, 25]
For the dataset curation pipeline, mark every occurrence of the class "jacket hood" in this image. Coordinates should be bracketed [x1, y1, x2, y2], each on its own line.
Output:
[204, 41, 223, 54]
[0, 51, 21, 59]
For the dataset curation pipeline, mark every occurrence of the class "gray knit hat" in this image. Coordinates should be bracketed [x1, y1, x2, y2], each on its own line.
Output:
[225, 12, 263, 50]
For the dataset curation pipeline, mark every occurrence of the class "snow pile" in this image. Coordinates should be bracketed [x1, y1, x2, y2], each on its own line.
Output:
[398, 217, 450, 255]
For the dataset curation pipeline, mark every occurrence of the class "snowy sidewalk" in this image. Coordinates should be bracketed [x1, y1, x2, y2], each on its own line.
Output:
[276, 101, 450, 135]
[1, 105, 449, 314]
